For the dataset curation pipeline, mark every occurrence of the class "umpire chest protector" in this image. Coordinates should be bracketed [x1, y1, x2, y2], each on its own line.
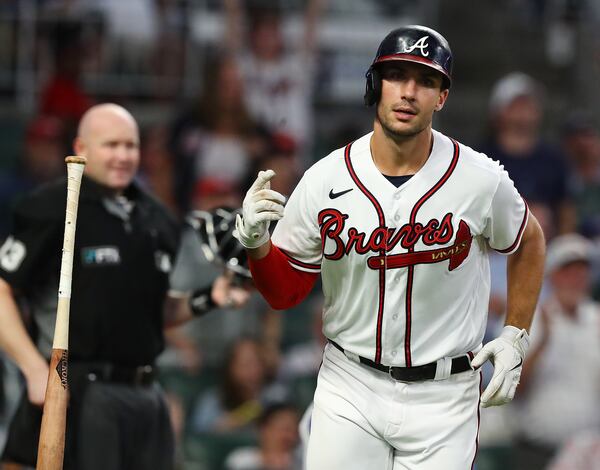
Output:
[364, 24, 453, 106]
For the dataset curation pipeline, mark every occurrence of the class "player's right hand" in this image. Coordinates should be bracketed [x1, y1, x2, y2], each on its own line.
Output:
[234, 169, 285, 249]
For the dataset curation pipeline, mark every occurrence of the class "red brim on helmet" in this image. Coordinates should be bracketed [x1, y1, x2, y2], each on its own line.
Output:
[373, 53, 452, 89]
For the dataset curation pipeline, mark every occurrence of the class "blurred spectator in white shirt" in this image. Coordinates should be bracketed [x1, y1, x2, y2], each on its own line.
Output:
[514, 234, 600, 470]
[223, 0, 326, 165]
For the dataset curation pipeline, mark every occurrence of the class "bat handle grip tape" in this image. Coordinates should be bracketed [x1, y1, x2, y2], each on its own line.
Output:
[54, 157, 86, 349]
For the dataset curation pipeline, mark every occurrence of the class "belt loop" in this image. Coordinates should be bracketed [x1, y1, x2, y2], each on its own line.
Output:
[467, 351, 475, 371]
[434, 357, 452, 381]
[329, 340, 361, 364]
[343, 349, 360, 363]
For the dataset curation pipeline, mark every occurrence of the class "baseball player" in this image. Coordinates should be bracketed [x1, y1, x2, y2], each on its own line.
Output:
[235, 25, 546, 469]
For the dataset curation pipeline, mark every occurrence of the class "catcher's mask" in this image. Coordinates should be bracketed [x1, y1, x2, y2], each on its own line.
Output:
[186, 207, 251, 280]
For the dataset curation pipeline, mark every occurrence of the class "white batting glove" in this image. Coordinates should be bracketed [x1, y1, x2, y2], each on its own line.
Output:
[471, 325, 530, 408]
[234, 169, 286, 249]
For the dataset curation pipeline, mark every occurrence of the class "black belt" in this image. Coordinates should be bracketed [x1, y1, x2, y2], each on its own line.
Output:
[329, 340, 472, 382]
[70, 362, 156, 386]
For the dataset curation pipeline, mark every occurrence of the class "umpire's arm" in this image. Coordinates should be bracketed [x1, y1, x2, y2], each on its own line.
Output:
[0, 278, 49, 405]
[163, 274, 251, 328]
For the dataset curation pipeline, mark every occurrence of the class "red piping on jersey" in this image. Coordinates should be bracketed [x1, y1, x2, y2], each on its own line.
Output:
[248, 244, 319, 310]
[280, 249, 321, 270]
[494, 203, 529, 253]
[343, 141, 387, 364]
[471, 370, 483, 470]
[404, 138, 460, 366]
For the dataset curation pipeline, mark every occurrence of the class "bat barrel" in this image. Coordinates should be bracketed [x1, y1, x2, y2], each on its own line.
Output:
[36, 349, 69, 470]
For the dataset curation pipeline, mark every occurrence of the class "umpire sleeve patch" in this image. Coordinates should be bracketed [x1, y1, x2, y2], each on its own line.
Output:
[0, 236, 27, 272]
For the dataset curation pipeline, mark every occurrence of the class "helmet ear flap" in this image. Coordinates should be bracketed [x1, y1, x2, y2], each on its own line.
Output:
[364, 67, 381, 107]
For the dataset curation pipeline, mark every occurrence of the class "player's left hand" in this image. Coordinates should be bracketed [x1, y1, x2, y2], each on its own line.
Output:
[471, 325, 530, 407]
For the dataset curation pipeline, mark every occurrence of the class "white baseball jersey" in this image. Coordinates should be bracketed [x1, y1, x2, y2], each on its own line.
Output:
[271, 130, 528, 367]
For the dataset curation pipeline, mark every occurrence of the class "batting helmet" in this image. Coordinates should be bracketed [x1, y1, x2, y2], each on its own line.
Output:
[364, 25, 453, 106]
[186, 207, 251, 279]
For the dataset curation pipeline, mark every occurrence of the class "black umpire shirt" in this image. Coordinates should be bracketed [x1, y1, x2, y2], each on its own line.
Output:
[0, 175, 180, 367]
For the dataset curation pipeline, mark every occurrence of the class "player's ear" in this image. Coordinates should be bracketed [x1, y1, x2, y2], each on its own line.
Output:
[434, 89, 449, 112]
[73, 136, 85, 156]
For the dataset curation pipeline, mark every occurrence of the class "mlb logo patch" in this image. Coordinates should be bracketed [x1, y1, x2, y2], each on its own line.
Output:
[81, 246, 121, 266]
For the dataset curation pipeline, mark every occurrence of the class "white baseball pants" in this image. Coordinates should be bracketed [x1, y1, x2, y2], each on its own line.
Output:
[305, 343, 481, 470]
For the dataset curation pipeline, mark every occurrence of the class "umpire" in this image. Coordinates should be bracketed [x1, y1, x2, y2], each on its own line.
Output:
[0, 104, 248, 469]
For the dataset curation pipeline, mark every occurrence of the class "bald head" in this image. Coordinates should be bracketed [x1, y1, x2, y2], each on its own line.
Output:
[74, 103, 140, 194]
[78, 103, 138, 142]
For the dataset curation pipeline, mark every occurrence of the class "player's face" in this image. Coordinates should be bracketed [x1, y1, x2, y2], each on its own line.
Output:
[376, 62, 449, 139]
[78, 113, 140, 193]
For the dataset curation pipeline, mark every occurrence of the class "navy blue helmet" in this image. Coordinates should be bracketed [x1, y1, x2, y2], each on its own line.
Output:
[364, 25, 453, 106]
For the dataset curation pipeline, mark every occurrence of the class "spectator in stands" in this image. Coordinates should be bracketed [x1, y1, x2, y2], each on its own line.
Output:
[191, 337, 287, 435]
[0, 116, 67, 236]
[547, 430, 600, 470]
[479, 72, 575, 234]
[225, 403, 301, 470]
[151, 0, 188, 95]
[168, 56, 265, 213]
[15, 115, 66, 191]
[561, 111, 600, 238]
[39, 21, 94, 125]
[278, 297, 325, 383]
[139, 124, 178, 215]
[244, 133, 300, 199]
[513, 234, 600, 470]
[223, 0, 326, 165]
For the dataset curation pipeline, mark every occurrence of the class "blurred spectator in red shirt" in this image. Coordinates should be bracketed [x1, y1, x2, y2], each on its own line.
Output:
[0, 115, 67, 236]
[39, 21, 94, 124]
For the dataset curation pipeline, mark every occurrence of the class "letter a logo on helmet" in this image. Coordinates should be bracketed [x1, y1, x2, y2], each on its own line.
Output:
[403, 36, 430, 56]
[364, 25, 453, 106]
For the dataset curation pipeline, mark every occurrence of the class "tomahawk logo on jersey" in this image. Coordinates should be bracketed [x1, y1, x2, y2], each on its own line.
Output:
[272, 130, 528, 367]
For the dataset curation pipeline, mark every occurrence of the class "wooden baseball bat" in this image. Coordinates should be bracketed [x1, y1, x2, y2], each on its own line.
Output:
[36, 156, 86, 470]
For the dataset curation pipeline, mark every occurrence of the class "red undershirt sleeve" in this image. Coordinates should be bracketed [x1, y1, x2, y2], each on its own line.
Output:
[248, 244, 319, 310]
